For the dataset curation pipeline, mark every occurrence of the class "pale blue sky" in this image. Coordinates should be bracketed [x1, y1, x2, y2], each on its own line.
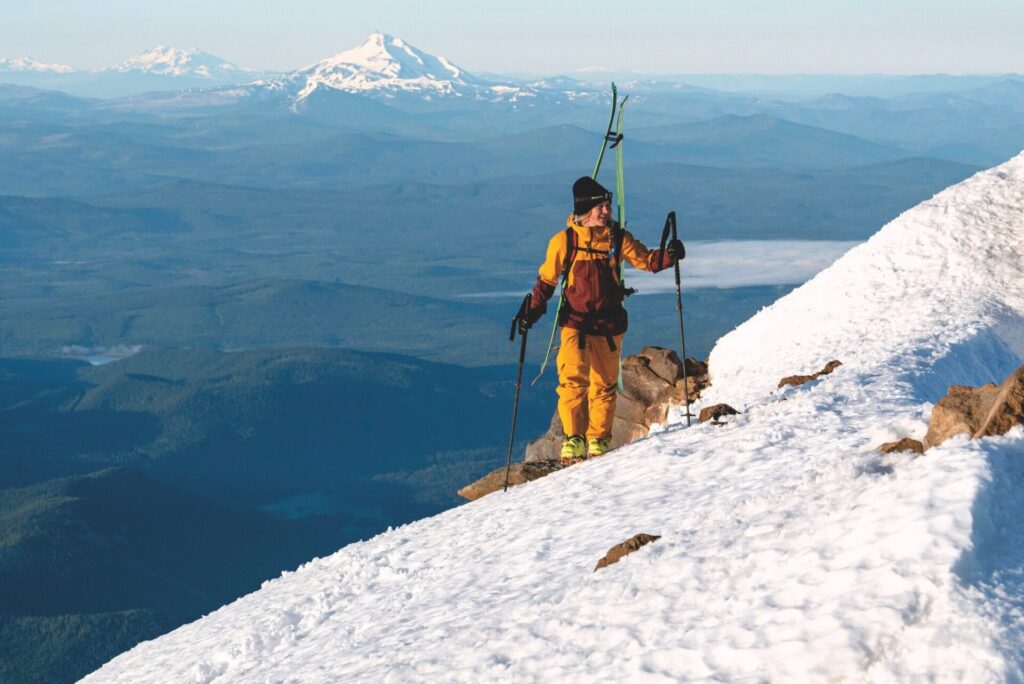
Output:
[2, 0, 1021, 74]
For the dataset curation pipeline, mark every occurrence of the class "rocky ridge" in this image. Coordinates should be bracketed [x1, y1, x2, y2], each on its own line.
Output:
[459, 347, 709, 500]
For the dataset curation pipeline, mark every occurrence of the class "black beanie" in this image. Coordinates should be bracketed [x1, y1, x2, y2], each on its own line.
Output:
[572, 176, 612, 215]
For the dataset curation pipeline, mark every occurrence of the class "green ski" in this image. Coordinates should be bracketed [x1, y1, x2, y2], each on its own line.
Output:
[612, 95, 629, 392]
[531, 83, 619, 386]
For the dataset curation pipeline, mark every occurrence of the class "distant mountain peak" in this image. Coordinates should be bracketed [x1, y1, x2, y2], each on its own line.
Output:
[288, 33, 478, 101]
[0, 56, 76, 74]
[110, 46, 256, 78]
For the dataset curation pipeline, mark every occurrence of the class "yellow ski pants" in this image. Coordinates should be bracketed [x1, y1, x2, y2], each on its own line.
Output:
[556, 327, 624, 440]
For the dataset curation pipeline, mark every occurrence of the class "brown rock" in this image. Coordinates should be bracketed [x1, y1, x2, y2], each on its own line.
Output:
[878, 438, 925, 454]
[644, 401, 670, 426]
[685, 358, 710, 377]
[821, 360, 843, 375]
[778, 359, 843, 388]
[637, 346, 684, 384]
[621, 356, 672, 404]
[678, 375, 709, 401]
[615, 391, 649, 426]
[523, 350, 711, 465]
[594, 533, 661, 571]
[470, 349, 712, 500]
[612, 414, 649, 447]
[525, 412, 564, 463]
[974, 366, 1024, 440]
[698, 403, 739, 423]
[778, 373, 816, 388]
[923, 366, 1024, 449]
[458, 460, 564, 501]
[924, 383, 1000, 448]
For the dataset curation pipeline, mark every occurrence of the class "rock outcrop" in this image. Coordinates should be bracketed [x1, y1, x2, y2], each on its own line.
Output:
[778, 359, 843, 388]
[878, 438, 925, 455]
[924, 365, 1024, 448]
[457, 461, 564, 501]
[594, 533, 661, 571]
[458, 348, 709, 500]
[698, 403, 739, 424]
[525, 347, 709, 463]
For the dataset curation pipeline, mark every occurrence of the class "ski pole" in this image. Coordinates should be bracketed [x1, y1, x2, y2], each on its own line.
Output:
[504, 294, 532, 492]
[660, 211, 693, 426]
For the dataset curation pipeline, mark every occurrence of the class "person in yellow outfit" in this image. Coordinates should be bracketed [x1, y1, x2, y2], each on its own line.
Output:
[519, 177, 684, 463]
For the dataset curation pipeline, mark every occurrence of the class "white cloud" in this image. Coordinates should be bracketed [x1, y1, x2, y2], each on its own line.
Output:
[626, 240, 861, 292]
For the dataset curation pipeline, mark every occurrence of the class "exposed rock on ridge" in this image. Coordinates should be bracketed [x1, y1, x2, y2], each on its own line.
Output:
[924, 365, 1024, 448]
[459, 347, 709, 500]
[594, 533, 661, 572]
[525, 347, 709, 463]
[457, 461, 563, 502]
[778, 359, 842, 388]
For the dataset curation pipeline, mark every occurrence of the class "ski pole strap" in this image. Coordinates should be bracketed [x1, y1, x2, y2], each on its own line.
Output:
[607, 132, 623, 148]
[561, 227, 577, 287]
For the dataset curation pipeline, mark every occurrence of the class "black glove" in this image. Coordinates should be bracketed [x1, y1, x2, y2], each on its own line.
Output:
[517, 304, 544, 335]
[667, 238, 685, 261]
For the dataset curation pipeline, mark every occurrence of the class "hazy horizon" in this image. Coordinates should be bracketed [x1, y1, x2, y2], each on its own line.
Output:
[2, 0, 1022, 75]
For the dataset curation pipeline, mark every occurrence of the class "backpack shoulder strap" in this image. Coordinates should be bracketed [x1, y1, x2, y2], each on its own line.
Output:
[560, 227, 577, 286]
[609, 224, 625, 283]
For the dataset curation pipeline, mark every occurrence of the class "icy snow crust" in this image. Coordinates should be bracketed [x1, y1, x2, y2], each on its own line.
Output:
[87, 153, 1024, 682]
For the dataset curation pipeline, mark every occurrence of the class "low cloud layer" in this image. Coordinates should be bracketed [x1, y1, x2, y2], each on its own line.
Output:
[626, 240, 861, 292]
[463, 240, 861, 299]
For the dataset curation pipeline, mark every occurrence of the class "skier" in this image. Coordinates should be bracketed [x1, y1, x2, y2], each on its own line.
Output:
[519, 177, 685, 463]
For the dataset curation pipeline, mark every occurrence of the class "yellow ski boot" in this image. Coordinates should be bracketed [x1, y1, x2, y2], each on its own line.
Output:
[560, 435, 586, 465]
[587, 437, 611, 457]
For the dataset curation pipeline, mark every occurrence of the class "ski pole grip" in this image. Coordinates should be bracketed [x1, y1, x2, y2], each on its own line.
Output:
[669, 210, 678, 241]
[510, 293, 532, 342]
[660, 211, 673, 252]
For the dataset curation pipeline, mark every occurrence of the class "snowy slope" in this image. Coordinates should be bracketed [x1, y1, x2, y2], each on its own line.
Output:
[87, 152, 1024, 682]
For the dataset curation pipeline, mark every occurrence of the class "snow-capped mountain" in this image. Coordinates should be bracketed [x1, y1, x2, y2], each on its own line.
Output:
[0, 47, 274, 98]
[246, 32, 575, 108]
[84, 152, 1024, 681]
[284, 32, 481, 100]
[107, 46, 261, 80]
[0, 56, 76, 73]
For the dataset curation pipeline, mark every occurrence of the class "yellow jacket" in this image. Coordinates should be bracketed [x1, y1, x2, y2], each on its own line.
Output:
[528, 214, 674, 336]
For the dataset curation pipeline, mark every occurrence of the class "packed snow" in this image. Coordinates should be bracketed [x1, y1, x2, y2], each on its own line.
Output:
[86, 152, 1024, 682]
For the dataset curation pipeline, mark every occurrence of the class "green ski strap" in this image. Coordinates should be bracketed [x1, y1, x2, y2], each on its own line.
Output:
[531, 84, 618, 387]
